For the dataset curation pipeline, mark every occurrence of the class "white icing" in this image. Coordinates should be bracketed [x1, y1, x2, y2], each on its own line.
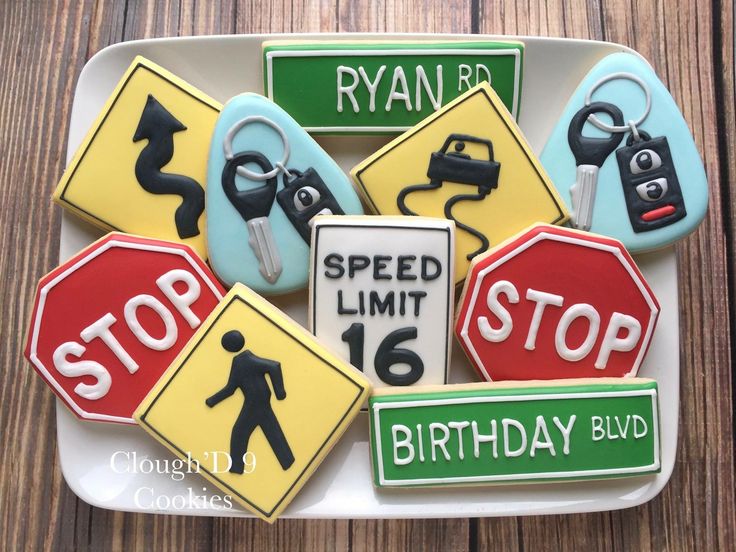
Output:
[478, 280, 519, 342]
[553, 415, 576, 455]
[123, 294, 178, 351]
[391, 424, 414, 465]
[429, 422, 451, 462]
[591, 416, 605, 441]
[80, 313, 139, 374]
[336, 66, 360, 113]
[524, 288, 563, 351]
[458, 64, 472, 91]
[385, 66, 412, 112]
[633, 415, 648, 438]
[555, 303, 600, 361]
[415, 65, 442, 111]
[156, 268, 202, 328]
[471, 419, 498, 459]
[475, 64, 492, 85]
[416, 423, 425, 462]
[595, 312, 642, 369]
[502, 418, 527, 457]
[615, 415, 630, 439]
[52, 341, 111, 400]
[529, 415, 556, 458]
[358, 65, 386, 113]
[447, 420, 470, 460]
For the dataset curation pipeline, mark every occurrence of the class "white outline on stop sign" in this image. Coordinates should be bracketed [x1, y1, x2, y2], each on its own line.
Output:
[27, 239, 224, 423]
[458, 231, 659, 379]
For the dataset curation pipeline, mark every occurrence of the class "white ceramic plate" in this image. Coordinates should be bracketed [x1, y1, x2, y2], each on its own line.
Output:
[57, 33, 679, 518]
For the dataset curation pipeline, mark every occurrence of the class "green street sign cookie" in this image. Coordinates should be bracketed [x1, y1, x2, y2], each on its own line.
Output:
[262, 41, 523, 133]
[369, 378, 660, 488]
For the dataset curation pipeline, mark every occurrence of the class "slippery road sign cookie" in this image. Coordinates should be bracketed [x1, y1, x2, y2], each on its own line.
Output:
[53, 56, 221, 259]
[24, 233, 225, 424]
[540, 52, 708, 252]
[135, 284, 371, 522]
[455, 224, 659, 382]
[206, 93, 364, 294]
[351, 82, 568, 282]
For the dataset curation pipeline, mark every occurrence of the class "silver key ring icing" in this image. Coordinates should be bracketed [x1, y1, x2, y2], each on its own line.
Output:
[584, 72, 651, 133]
[223, 116, 291, 181]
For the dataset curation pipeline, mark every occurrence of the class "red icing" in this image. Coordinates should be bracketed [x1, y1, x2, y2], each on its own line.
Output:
[641, 205, 676, 221]
[455, 224, 659, 381]
[24, 233, 225, 424]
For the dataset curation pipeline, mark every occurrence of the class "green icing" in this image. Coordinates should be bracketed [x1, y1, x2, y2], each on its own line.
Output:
[263, 41, 523, 133]
[369, 381, 660, 487]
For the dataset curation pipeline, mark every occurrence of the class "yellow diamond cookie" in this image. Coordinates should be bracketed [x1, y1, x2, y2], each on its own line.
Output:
[351, 82, 569, 283]
[53, 56, 221, 258]
[134, 284, 371, 522]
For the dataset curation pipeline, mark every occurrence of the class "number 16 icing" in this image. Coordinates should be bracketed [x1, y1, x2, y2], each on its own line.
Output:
[207, 94, 364, 294]
[540, 52, 708, 252]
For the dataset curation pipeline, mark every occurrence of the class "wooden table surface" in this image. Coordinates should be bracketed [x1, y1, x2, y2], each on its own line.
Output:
[1, 0, 734, 550]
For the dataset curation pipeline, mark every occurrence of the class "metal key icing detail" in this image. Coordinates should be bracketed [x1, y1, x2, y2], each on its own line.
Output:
[567, 101, 626, 231]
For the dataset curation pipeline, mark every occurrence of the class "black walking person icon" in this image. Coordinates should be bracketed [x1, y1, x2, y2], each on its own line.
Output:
[205, 330, 295, 474]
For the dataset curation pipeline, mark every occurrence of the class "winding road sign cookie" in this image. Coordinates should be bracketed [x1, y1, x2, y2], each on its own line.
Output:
[135, 284, 371, 522]
[206, 93, 364, 294]
[263, 40, 523, 133]
[309, 216, 455, 391]
[369, 379, 661, 488]
[24, 233, 225, 424]
[351, 82, 568, 283]
[540, 52, 708, 252]
[455, 224, 659, 381]
[53, 56, 221, 259]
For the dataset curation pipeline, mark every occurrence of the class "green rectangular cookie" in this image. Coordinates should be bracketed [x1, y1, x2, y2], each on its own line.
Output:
[369, 378, 660, 488]
[262, 40, 523, 134]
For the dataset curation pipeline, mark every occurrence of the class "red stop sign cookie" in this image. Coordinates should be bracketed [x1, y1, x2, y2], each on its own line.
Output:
[455, 224, 659, 381]
[25, 233, 225, 424]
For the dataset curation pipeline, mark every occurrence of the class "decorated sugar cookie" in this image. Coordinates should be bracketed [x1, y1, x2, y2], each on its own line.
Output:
[369, 378, 661, 488]
[263, 40, 524, 133]
[135, 284, 371, 522]
[540, 52, 708, 252]
[309, 216, 455, 392]
[24, 233, 225, 424]
[53, 56, 221, 259]
[351, 82, 568, 283]
[455, 224, 659, 382]
[206, 93, 364, 294]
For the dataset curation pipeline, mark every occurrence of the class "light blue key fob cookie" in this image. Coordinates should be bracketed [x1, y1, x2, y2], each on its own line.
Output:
[540, 52, 707, 252]
[207, 93, 364, 294]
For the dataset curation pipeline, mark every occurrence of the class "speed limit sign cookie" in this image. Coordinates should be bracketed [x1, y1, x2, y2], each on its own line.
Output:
[455, 224, 660, 381]
[309, 216, 455, 391]
[24, 233, 225, 424]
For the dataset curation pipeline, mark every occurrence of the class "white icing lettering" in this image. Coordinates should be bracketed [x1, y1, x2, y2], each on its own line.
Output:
[552, 415, 576, 455]
[416, 423, 425, 462]
[614, 415, 631, 439]
[502, 418, 527, 457]
[385, 66, 412, 112]
[595, 312, 642, 369]
[80, 313, 139, 374]
[591, 415, 605, 441]
[448, 420, 470, 460]
[429, 422, 451, 462]
[555, 303, 600, 361]
[156, 269, 202, 328]
[52, 341, 112, 400]
[476, 63, 491, 85]
[471, 419, 498, 459]
[336, 66, 360, 113]
[478, 280, 519, 342]
[529, 415, 556, 457]
[415, 65, 443, 111]
[123, 294, 178, 351]
[392, 424, 414, 465]
[524, 288, 563, 350]
[458, 64, 472, 91]
[358, 65, 386, 113]
[633, 415, 648, 438]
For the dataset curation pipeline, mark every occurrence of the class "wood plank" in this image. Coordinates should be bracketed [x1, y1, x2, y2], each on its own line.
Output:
[476, 0, 735, 550]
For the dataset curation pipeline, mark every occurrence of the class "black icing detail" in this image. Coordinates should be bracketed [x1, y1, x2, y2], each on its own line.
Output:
[341, 322, 365, 371]
[133, 94, 205, 239]
[397, 134, 500, 260]
[276, 168, 345, 243]
[221, 152, 278, 221]
[205, 330, 294, 474]
[567, 101, 625, 167]
[615, 132, 686, 232]
[374, 327, 424, 386]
